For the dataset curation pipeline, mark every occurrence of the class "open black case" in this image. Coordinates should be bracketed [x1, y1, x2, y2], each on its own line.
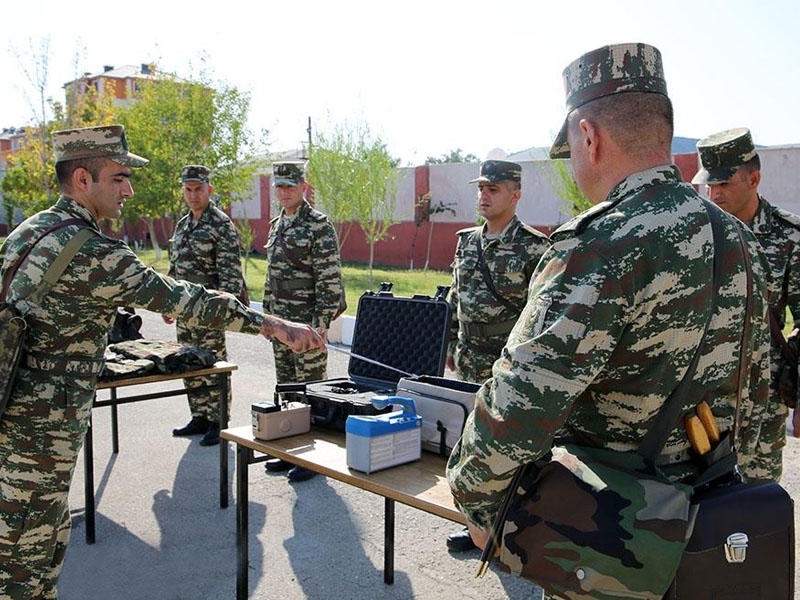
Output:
[274, 283, 452, 433]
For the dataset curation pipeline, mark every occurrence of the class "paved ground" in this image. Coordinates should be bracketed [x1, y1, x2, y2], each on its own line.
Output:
[57, 309, 800, 599]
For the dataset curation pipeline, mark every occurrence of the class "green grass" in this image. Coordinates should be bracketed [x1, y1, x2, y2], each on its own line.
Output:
[133, 248, 450, 316]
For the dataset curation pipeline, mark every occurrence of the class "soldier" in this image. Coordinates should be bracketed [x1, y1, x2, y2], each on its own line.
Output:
[692, 127, 800, 481]
[444, 159, 550, 552]
[0, 124, 324, 599]
[262, 160, 344, 482]
[165, 164, 247, 447]
[446, 41, 772, 592]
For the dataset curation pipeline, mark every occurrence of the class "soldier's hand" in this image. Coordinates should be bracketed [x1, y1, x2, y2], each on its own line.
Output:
[162, 314, 175, 325]
[446, 355, 455, 371]
[261, 316, 326, 353]
[793, 408, 800, 438]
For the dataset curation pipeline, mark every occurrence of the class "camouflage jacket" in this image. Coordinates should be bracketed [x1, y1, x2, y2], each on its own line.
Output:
[750, 196, 800, 387]
[0, 196, 263, 390]
[447, 215, 550, 355]
[168, 203, 245, 299]
[263, 200, 343, 329]
[447, 166, 772, 528]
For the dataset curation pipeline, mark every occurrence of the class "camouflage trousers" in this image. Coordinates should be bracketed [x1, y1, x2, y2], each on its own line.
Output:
[272, 342, 327, 385]
[742, 397, 788, 482]
[0, 367, 97, 599]
[269, 303, 327, 385]
[176, 321, 229, 421]
[452, 338, 506, 385]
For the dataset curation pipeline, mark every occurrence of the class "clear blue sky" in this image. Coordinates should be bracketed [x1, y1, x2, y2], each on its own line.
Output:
[3, 0, 799, 165]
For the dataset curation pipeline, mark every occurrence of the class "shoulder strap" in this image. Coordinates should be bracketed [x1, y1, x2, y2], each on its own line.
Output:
[1, 218, 87, 301]
[29, 228, 95, 301]
[2, 222, 94, 303]
[638, 200, 724, 461]
[474, 232, 523, 313]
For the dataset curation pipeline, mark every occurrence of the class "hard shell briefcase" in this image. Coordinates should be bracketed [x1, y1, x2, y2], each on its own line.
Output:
[275, 283, 452, 432]
[396, 375, 479, 456]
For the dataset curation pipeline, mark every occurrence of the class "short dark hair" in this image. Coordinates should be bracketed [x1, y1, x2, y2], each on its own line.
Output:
[55, 157, 106, 187]
[574, 92, 674, 156]
[738, 154, 761, 175]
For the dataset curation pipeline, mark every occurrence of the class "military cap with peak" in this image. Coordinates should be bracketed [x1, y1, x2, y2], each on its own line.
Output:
[181, 164, 211, 183]
[469, 160, 522, 184]
[273, 161, 306, 187]
[691, 128, 757, 185]
[52, 124, 148, 167]
[550, 42, 668, 159]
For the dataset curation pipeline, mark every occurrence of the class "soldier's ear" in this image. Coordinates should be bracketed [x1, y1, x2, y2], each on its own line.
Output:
[73, 166, 93, 191]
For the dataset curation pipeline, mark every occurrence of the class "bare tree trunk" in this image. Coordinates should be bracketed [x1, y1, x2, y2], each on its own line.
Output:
[146, 219, 163, 262]
[424, 220, 435, 271]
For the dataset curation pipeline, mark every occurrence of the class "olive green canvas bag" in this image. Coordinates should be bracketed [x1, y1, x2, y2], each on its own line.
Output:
[0, 223, 93, 417]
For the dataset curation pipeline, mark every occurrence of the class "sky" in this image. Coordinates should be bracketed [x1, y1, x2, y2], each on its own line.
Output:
[2, 0, 800, 166]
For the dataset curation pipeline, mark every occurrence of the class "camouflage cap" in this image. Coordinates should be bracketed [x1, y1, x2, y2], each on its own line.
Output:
[181, 164, 211, 184]
[469, 160, 522, 184]
[550, 43, 668, 159]
[273, 161, 305, 187]
[691, 128, 757, 185]
[52, 124, 148, 167]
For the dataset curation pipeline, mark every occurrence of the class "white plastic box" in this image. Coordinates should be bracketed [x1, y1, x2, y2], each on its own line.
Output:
[345, 397, 422, 474]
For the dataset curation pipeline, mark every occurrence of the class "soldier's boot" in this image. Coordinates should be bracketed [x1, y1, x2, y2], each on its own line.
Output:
[446, 527, 477, 552]
[287, 466, 316, 482]
[172, 416, 210, 436]
[199, 423, 220, 446]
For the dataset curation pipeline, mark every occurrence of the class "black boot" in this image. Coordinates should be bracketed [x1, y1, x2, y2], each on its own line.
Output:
[172, 416, 210, 436]
[446, 527, 477, 552]
[199, 423, 220, 446]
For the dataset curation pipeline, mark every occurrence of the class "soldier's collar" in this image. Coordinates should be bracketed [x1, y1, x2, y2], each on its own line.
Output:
[748, 196, 771, 234]
[56, 195, 98, 228]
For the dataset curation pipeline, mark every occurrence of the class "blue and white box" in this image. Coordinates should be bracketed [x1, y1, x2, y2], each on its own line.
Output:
[346, 396, 422, 474]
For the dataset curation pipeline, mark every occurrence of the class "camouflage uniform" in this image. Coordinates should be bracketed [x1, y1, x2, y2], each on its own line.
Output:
[447, 164, 771, 526]
[447, 46, 772, 598]
[263, 175, 342, 384]
[169, 165, 246, 421]
[692, 128, 800, 482]
[0, 126, 265, 599]
[448, 214, 549, 384]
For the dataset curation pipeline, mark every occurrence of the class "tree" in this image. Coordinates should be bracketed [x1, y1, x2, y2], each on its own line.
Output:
[425, 148, 479, 164]
[114, 67, 264, 259]
[550, 159, 591, 217]
[2, 40, 116, 221]
[307, 120, 399, 285]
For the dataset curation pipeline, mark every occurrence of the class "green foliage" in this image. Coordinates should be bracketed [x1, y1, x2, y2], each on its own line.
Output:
[114, 69, 263, 230]
[307, 120, 400, 285]
[425, 148, 479, 164]
[550, 159, 591, 216]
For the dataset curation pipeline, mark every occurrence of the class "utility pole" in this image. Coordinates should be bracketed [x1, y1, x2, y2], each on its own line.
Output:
[306, 116, 312, 158]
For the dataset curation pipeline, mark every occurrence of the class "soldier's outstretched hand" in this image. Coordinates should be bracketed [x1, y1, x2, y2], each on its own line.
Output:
[261, 315, 327, 353]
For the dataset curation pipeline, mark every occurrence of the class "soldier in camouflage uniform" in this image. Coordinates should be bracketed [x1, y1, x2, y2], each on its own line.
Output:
[262, 160, 344, 482]
[444, 159, 550, 552]
[692, 127, 800, 481]
[447, 44, 772, 598]
[0, 125, 324, 600]
[165, 165, 247, 446]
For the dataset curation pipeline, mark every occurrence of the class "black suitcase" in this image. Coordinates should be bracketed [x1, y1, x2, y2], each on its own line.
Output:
[275, 283, 452, 432]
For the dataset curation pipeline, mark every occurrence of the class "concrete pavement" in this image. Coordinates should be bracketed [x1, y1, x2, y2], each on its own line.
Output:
[57, 309, 800, 599]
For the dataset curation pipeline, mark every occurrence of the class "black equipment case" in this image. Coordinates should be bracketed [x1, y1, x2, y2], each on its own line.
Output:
[275, 283, 453, 433]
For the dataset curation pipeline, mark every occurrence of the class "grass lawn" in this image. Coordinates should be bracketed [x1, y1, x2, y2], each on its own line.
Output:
[134, 248, 451, 317]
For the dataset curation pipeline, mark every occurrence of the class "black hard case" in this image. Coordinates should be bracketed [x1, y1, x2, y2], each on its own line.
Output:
[275, 285, 451, 432]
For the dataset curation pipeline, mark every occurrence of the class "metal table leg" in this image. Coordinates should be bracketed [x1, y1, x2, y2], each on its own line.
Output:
[236, 445, 251, 600]
[220, 372, 230, 508]
[110, 387, 119, 454]
[384, 498, 395, 584]
[84, 413, 96, 544]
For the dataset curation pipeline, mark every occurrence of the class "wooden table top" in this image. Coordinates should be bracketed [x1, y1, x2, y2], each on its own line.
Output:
[97, 361, 238, 389]
[221, 424, 465, 524]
